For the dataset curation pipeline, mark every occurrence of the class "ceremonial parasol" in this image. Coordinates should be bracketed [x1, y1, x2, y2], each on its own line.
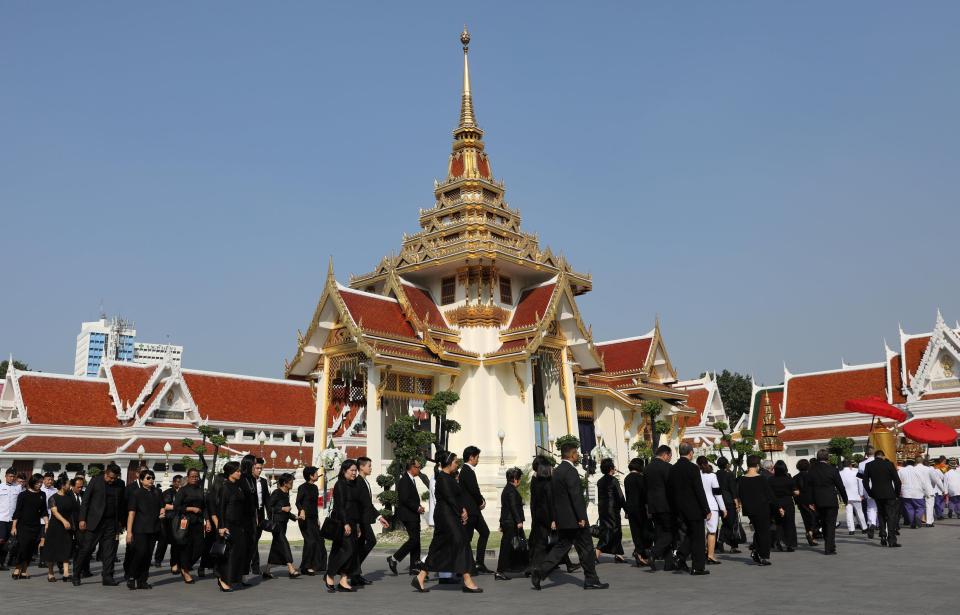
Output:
[844, 396, 908, 422]
[902, 418, 958, 446]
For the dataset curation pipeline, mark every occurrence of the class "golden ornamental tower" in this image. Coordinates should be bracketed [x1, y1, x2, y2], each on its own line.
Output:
[759, 391, 784, 453]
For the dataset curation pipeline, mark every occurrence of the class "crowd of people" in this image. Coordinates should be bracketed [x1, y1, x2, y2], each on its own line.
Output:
[0, 441, 958, 594]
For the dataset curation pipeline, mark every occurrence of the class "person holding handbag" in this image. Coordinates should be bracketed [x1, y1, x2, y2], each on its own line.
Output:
[172, 468, 207, 584]
[495, 467, 526, 580]
[216, 461, 252, 592]
[262, 473, 300, 580]
[124, 470, 163, 590]
[153, 474, 181, 575]
[324, 460, 361, 593]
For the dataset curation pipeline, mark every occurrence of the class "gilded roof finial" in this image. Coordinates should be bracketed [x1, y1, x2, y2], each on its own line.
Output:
[458, 25, 476, 129]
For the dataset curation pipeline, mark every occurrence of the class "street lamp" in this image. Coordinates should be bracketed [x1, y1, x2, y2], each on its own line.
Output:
[257, 431, 267, 460]
[285, 455, 291, 469]
[163, 441, 172, 481]
[136, 444, 146, 466]
[296, 426, 306, 467]
[497, 429, 506, 466]
[270, 450, 277, 484]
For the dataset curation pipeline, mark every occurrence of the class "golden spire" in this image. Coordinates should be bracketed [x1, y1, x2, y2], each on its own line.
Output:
[459, 25, 476, 129]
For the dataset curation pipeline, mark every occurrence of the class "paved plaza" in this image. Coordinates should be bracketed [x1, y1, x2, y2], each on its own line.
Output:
[1, 518, 957, 615]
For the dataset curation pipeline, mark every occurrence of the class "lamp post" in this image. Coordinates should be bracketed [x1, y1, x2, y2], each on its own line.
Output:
[257, 431, 267, 460]
[497, 429, 505, 466]
[296, 426, 306, 468]
[136, 444, 145, 466]
[285, 455, 291, 470]
[163, 441, 172, 481]
[270, 450, 277, 485]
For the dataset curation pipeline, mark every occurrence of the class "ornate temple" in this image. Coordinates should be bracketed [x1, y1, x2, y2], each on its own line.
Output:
[284, 29, 720, 509]
[743, 311, 960, 466]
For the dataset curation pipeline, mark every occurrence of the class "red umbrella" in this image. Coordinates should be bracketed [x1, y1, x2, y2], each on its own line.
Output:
[844, 396, 908, 422]
[902, 418, 958, 446]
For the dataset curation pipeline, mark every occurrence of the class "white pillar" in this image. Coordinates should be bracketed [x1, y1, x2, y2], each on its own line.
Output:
[364, 362, 383, 475]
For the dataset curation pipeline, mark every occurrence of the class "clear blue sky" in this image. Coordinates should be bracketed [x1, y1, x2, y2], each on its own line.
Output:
[2, 2, 957, 385]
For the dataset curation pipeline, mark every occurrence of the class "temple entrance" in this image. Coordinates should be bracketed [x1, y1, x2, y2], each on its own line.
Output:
[532, 358, 549, 453]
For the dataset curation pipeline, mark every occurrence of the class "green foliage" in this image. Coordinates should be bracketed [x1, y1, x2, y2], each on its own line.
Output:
[420, 490, 430, 502]
[424, 390, 460, 416]
[631, 441, 652, 460]
[385, 415, 435, 467]
[706, 453, 718, 463]
[852, 453, 865, 464]
[828, 437, 855, 463]
[712, 421, 729, 433]
[180, 456, 203, 472]
[640, 399, 663, 419]
[713, 370, 753, 426]
[654, 420, 672, 435]
[87, 466, 102, 478]
[376, 474, 395, 489]
[0, 359, 29, 378]
[555, 434, 581, 450]
[377, 489, 398, 508]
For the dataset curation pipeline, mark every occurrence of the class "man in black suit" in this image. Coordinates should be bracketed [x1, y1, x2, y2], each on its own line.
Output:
[74, 463, 126, 586]
[352, 456, 386, 586]
[668, 442, 711, 574]
[249, 457, 270, 575]
[387, 458, 425, 575]
[530, 442, 608, 591]
[644, 445, 675, 571]
[862, 450, 903, 547]
[715, 457, 740, 553]
[459, 446, 492, 574]
[802, 449, 848, 554]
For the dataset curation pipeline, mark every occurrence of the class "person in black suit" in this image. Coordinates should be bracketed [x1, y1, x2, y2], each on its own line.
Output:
[351, 456, 386, 586]
[644, 445, 675, 571]
[74, 463, 125, 586]
[248, 457, 269, 575]
[802, 449, 848, 555]
[216, 460, 253, 592]
[387, 458, 425, 576]
[668, 442, 711, 575]
[122, 466, 147, 580]
[527, 457, 578, 575]
[793, 459, 819, 546]
[459, 446, 491, 574]
[153, 474, 181, 573]
[715, 457, 740, 553]
[623, 457, 650, 566]
[296, 466, 326, 575]
[124, 469, 163, 590]
[862, 450, 903, 547]
[495, 467, 526, 579]
[530, 441, 608, 591]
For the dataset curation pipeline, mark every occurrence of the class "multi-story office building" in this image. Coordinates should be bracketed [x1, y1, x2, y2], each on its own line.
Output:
[74, 317, 182, 377]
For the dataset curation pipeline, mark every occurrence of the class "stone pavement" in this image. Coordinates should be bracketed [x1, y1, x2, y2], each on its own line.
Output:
[2, 519, 957, 615]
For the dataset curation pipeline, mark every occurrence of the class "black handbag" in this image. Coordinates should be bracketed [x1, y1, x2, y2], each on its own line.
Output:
[260, 516, 276, 533]
[209, 533, 231, 560]
[319, 517, 339, 541]
[511, 532, 529, 552]
[546, 529, 559, 547]
[172, 516, 190, 545]
[590, 523, 602, 539]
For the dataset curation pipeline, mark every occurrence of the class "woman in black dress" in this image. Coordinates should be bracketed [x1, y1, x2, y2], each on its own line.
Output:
[10, 474, 47, 580]
[495, 467, 526, 580]
[623, 457, 650, 566]
[217, 461, 252, 592]
[43, 476, 76, 582]
[125, 469, 163, 590]
[173, 468, 207, 584]
[793, 459, 819, 546]
[198, 473, 222, 579]
[263, 473, 300, 580]
[769, 460, 799, 552]
[413, 451, 482, 594]
[296, 466, 326, 575]
[325, 459, 360, 593]
[595, 458, 627, 563]
[736, 455, 783, 566]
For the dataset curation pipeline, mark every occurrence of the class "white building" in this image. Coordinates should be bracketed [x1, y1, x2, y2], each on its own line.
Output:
[74, 317, 182, 377]
[134, 342, 184, 365]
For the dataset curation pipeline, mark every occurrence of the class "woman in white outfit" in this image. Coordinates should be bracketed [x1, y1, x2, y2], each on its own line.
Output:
[697, 456, 727, 565]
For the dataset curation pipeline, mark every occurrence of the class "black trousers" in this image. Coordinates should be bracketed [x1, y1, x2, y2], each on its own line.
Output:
[249, 525, 263, 573]
[536, 527, 599, 584]
[299, 519, 327, 572]
[797, 502, 817, 534]
[75, 520, 119, 581]
[876, 498, 899, 543]
[352, 523, 376, 578]
[815, 506, 839, 553]
[465, 514, 490, 565]
[129, 532, 158, 584]
[392, 518, 421, 565]
[650, 512, 675, 560]
[178, 523, 205, 571]
[153, 521, 180, 566]
[748, 511, 772, 559]
[675, 516, 706, 571]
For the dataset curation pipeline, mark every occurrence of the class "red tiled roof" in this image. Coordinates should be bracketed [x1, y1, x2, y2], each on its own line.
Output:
[402, 283, 450, 331]
[139, 378, 169, 416]
[5, 436, 123, 454]
[509, 284, 556, 329]
[108, 364, 158, 411]
[904, 335, 931, 385]
[595, 337, 652, 374]
[340, 289, 416, 338]
[684, 388, 710, 422]
[371, 343, 439, 363]
[889, 355, 906, 404]
[785, 366, 887, 418]
[779, 423, 874, 443]
[585, 376, 636, 388]
[438, 339, 477, 356]
[489, 339, 528, 356]
[182, 372, 314, 426]
[18, 375, 118, 427]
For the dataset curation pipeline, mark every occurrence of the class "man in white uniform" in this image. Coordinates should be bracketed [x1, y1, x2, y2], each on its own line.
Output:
[898, 460, 929, 529]
[0, 468, 23, 571]
[857, 447, 878, 537]
[920, 460, 945, 527]
[840, 460, 867, 534]
[944, 460, 960, 518]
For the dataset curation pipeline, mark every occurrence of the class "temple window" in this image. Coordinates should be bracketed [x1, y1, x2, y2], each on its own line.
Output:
[441, 276, 456, 304]
[499, 276, 513, 304]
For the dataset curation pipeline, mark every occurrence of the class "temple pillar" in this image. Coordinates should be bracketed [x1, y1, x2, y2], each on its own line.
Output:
[364, 362, 383, 475]
[314, 354, 330, 460]
[561, 346, 577, 435]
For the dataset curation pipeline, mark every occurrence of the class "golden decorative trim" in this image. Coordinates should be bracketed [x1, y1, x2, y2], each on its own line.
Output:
[511, 362, 526, 403]
[444, 303, 510, 327]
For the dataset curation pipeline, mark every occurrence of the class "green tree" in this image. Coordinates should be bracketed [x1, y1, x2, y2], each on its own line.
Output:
[181, 424, 229, 489]
[712, 370, 753, 426]
[0, 359, 30, 379]
[640, 400, 667, 448]
[827, 437, 855, 467]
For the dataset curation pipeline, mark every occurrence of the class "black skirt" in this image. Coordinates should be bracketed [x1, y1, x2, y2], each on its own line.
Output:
[267, 520, 293, 565]
[425, 508, 473, 574]
[596, 513, 624, 555]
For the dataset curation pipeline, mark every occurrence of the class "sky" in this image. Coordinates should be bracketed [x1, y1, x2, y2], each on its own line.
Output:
[1, 2, 957, 385]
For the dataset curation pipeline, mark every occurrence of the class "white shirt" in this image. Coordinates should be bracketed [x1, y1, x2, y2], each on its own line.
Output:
[840, 467, 864, 502]
[857, 457, 874, 499]
[700, 473, 725, 513]
[944, 468, 960, 496]
[899, 465, 929, 499]
[922, 465, 945, 495]
[427, 474, 437, 527]
[0, 479, 23, 522]
[256, 478, 264, 508]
